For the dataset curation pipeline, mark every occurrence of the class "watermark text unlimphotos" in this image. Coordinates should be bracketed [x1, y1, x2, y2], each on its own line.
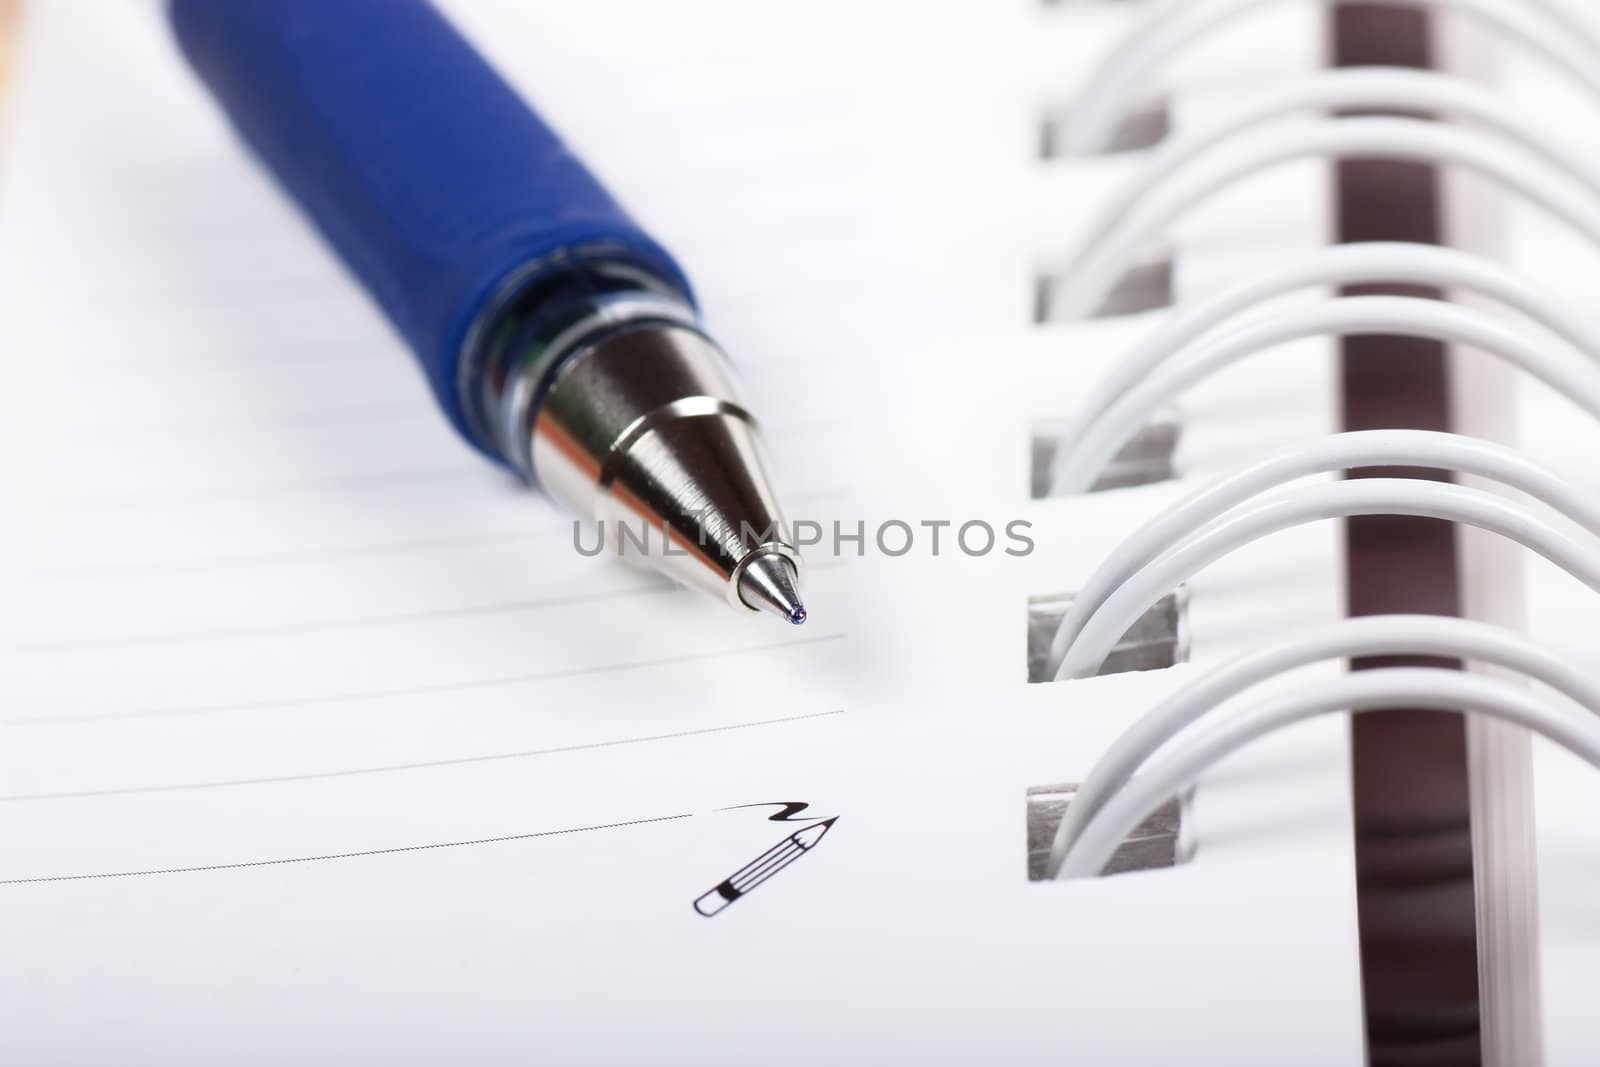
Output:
[573, 517, 1035, 559]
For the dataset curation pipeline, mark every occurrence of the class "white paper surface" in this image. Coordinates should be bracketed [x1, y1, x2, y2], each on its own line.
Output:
[0, 2, 1364, 1063]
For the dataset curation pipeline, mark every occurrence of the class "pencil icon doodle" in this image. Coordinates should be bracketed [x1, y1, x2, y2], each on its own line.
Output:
[694, 818, 837, 917]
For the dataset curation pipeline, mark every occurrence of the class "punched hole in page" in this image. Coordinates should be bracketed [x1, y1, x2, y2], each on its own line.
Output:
[1034, 254, 1175, 322]
[1030, 414, 1182, 496]
[1025, 782, 1183, 880]
[1038, 94, 1171, 160]
[1026, 589, 1188, 682]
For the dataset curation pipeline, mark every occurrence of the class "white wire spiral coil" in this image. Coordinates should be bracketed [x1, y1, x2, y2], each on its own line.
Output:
[1044, 0, 1600, 880]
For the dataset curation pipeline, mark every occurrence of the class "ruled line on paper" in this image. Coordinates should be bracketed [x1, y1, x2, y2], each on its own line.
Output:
[81, 281, 375, 321]
[0, 632, 848, 727]
[21, 556, 851, 651]
[84, 257, 875, 317]
[78, 336, 397, 373]
[47, 420, 851, 510]
[31, 527, 556, 579]
[0, 812, 696, 885]
[16, 580, 682, 653]
[49, 463, 490, 508]
[72, 401, 430, 437]
[30, 485, 854, 579]
[70, 311, 859, 377]
[91, 193, 875, 266]
[79, 271, 367, 315]
[0, 709, 847, 803]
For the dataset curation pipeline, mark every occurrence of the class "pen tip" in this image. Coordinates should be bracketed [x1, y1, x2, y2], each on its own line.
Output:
[737, 553, 806, 625]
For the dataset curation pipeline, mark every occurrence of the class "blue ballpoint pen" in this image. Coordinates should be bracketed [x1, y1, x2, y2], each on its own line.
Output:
[167, 0, 805, 623]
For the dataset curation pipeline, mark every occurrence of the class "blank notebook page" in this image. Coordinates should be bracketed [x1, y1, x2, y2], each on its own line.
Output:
[0, 2, 1364, 1063]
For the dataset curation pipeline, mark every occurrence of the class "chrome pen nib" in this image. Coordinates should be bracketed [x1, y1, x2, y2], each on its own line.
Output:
[518, 317, 805, 619]
[737, 552, 807, 625]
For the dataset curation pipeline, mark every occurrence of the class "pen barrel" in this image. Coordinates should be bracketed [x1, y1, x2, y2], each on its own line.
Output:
[167, 0, 692, 454]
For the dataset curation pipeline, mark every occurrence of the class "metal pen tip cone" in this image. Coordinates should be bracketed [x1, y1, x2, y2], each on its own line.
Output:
[738, 553, 806, 625]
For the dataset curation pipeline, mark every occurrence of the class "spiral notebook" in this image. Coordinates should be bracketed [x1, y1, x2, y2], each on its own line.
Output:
[10, 0, 1597, 1062]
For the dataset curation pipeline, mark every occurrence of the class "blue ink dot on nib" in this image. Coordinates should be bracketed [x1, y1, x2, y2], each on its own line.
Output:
[790, 607, 807, 625]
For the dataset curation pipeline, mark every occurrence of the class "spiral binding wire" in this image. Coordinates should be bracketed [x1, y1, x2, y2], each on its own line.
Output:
[1043, 0, 1600, 879]
[1058, 116, 1600, 320]
[1049, 616, 1600, 877]
[1056, 295, 1600, 495]
[1047, 243, 1600, 492]
[1060, 0, 1600, 158]
[1060, 667, 1600, 878]
[1048, 430, 1600, 678]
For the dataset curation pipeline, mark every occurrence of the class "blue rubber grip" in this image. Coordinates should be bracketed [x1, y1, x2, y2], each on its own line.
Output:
[167, 0, 692, 451]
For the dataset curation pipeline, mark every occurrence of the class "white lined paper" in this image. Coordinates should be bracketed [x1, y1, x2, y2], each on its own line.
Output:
[0, 2, 1366, 1063]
